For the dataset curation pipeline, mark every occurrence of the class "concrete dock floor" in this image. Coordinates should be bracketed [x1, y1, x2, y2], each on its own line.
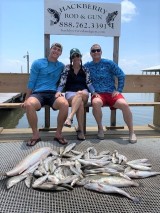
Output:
[0, 132, 160, 213]
[0, 125, 160, 142]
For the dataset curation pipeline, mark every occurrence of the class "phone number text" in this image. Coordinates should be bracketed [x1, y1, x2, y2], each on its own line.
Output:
[59, 22, 108, 29]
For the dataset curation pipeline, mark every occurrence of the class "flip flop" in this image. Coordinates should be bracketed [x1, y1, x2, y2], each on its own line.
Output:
[54, 137, 68, 145]
[64, 118, 73, 128]
[27, 138, 41, 146]
[77, 131, 85, 141]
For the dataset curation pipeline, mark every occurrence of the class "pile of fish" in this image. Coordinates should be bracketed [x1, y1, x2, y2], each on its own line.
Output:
[4, 143, 160, 203]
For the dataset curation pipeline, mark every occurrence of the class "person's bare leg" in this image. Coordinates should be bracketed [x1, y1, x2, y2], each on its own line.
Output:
[114, 99, 133, 133]
[65, 91, 88, 127]
[76, 103, 84, 132]
[68, 94, 83, 120]
[92, 97, 103, 131]
[114, 99, 137, 143]
[92, 97, 104, 139]
[25, 97, 41, 140]
[71, 91, 88, 130]
[75, 92, 88, 140]
[76, 92, 88, 131]
[53, 96, 69, 139]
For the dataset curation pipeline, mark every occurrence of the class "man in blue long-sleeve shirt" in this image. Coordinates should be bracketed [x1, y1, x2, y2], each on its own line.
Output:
[84, 44, 137, 143]
[22, 43, 69, 145]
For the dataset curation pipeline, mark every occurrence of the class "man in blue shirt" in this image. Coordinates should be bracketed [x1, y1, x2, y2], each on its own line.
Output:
[84, 44, 137, 143]
[22, 43, 69, 145]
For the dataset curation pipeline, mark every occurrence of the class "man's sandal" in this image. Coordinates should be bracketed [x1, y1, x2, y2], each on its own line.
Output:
[64, 117, 73, 128]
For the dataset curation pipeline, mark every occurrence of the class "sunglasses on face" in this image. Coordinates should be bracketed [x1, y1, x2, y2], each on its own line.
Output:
[91, 49, 101, 53]
[72, 54, 80, 59]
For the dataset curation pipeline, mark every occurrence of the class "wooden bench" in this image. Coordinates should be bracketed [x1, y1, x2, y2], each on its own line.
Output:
[0, 73, 160, 132]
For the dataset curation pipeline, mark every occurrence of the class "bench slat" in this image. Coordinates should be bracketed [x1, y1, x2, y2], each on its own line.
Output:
[0, 103, 22, 108]
[85, 102, 160, 107]
[128, 102, 160, 106]
[1, 102, 160, 109]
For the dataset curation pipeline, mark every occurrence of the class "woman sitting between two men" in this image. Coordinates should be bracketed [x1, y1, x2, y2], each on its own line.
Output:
[56, 48, 96, 140]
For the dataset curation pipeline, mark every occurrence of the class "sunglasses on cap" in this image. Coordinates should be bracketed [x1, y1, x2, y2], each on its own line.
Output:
[91, 49, 101, 53]
[72, 54, 80, 59]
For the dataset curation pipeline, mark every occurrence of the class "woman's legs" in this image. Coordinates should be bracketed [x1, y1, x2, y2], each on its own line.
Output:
[76, 92, 88, 140]
[65, 91, 88, 139]
[67, 93, 83, 121]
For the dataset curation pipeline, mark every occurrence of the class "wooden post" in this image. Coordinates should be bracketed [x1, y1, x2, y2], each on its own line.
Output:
[153, 93, 160, 127]
[44, 34, 50, 128]
[111, 36, 119, 126]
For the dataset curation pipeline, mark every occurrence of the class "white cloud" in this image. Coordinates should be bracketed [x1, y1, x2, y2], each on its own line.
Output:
[119, 58, 142, 74]
[121, 0, 137, 23]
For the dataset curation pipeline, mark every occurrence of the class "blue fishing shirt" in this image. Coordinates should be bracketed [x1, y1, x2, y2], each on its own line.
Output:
[84, 59, 125, 93]
[27, 58, 64, 92]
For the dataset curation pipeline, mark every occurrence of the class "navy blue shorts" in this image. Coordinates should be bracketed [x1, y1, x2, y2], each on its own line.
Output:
[30, 91, 57, 110]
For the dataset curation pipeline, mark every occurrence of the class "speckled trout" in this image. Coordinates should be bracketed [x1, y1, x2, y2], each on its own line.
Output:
[78, 174, 139, 187]
[84, 182, 140, 203]
[6, 147, 52, 176]
[125, 169, 160, 179]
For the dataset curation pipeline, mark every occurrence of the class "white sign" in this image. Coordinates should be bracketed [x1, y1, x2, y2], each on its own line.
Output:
[44, 0, 121, 37]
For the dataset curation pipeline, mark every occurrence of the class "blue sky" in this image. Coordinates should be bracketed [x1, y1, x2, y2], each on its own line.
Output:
[0, 0, 160, 74]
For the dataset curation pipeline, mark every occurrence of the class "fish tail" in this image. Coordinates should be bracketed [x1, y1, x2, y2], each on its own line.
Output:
[132, 196, 141, 203]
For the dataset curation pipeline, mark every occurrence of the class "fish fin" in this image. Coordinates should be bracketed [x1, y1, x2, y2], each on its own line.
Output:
[60, 183, 74, 190]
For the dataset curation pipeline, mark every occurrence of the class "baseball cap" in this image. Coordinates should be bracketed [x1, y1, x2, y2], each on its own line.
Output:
[70, 48, 82, 58]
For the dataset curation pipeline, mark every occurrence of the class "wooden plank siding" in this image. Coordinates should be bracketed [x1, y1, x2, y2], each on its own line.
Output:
[0, 73, 28, 93]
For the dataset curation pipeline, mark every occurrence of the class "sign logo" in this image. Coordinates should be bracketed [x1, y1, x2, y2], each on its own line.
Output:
[44, 1, 121, 37]
[106, 11, 118, 29]
[47, 8, 60, 25]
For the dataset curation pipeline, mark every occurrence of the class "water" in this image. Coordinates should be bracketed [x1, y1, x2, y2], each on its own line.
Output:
[0, 93, 154, 128]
